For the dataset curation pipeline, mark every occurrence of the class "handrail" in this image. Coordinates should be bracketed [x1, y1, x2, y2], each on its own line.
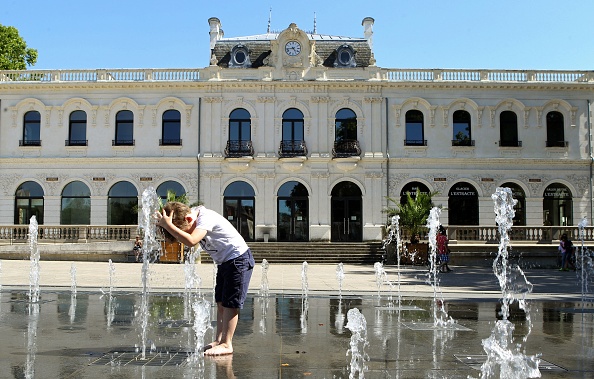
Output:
[0, 225, 138, 244]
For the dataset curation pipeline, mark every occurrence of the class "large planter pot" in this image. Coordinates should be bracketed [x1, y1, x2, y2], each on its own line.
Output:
[404, 243, 429, 265]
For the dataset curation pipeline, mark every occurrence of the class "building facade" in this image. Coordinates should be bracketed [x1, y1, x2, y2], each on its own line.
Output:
[1, 17, 593, 242]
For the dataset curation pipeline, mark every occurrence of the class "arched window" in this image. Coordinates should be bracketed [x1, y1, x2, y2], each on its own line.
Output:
[68, 110, 87, 146]
[452, 110, 472, 146]
[280, 108, 306, 157]
[15, 181, 44, 224]
[543, 183, 572, 226]
[331, 181, 362, 242]
[400, 181, 430, 205]
[405, 110, 425, 146]
[61, 181, 91, 224]
[107, 181, 138, 225]
[277, 181, 309, 242]
[156, 181, 186, 202]
[22, 111, 41, 146]
[546, 111, 566, 147]
[333, 108, 360, 157]
[226, 108, 253, 157]
[114, 110, 134, 146]
[224, 181, 255, 241]
[499, 111, 520, 147]
[448, 182, 479, 225]
[501, 182, 526, 226]
[161, 110, 181, 145]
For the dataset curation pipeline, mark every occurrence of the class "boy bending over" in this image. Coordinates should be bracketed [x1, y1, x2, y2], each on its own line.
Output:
[156, 202, 254, 355]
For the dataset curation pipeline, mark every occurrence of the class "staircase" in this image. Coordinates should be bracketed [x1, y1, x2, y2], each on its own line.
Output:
[200, 242, 385, 264]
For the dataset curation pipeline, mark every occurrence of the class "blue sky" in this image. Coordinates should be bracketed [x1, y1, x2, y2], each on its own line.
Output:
[2, 0, 593, 70]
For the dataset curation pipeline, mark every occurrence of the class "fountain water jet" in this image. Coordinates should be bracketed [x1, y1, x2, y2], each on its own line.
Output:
[260, 259, 270, 297]
[346, 308, 369, 379]
[28, 216, 40, 304]
[479, 187, 540, 378]
[336, 262, 345, 299]
[301, 261, 309, 298]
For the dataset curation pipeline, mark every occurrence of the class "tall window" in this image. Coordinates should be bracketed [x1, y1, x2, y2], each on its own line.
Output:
[405, 110, 425, 146]
[280, 108, 306, 157]
[156, 181, 186, 202]
[226, 108, 253, 157]
[22, 111, 41, 146]
[224, 181, 255, 241]
[68, 110, 87, 146]
[114, 110, 134, 146]
[161, 110, 181, 145]
[107, 181, 138, 225]
[546, 111, 566, 147]
[15, 181, 44, 224]
[501, 182, 526, 226]
[61, 181, 91, 224]
[448, 182, 478, 225]
[333, 108, 360, 157]
[499, 111, 519, 147]
[543, 183, 572, 226]
[452, 110, 472, 146]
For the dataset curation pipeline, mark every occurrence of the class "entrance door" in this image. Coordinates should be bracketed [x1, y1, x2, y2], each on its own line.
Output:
[331, 182, 362, 242]
[277, 181, 309, 242]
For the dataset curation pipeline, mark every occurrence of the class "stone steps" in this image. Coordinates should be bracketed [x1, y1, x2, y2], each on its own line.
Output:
[199, 242, 385, 264]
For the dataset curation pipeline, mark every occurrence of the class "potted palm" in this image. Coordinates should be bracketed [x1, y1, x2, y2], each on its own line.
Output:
[384, 189, 438, 265]
[158, 190, 202, 263]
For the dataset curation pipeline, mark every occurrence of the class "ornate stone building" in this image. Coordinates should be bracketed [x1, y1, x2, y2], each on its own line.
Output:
[0, 17, 592, 242]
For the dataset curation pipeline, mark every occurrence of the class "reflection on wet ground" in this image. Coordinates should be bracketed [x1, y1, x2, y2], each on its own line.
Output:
[0, 291, 593, 378]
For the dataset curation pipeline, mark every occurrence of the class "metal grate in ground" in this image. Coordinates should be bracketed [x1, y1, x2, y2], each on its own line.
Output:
[89, 348, 195, 367]
[454, 354, 567, 372]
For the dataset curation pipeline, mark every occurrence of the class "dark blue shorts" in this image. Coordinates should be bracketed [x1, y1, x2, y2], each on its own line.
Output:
[215, 249, 255, 309]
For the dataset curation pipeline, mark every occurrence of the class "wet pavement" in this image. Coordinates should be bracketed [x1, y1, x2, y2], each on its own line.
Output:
[0, 260, 592, 378]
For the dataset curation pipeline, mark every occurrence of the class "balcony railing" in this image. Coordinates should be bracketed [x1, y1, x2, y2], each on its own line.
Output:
[112, 139, 135, 146]
[0, 225, 137, 244]
[19, 139, 41, 146]
[546, 140, 568, 148]
[451, 139, 475, 147]
[225, 140, 254, 157]
[159, 139, 182, 146]
[404, 139, 427, 146]
[499, 140, 522, 147]
[279, 140, 308, 157]
[332, 140, 361, 158]
[65, 139, 88, 146]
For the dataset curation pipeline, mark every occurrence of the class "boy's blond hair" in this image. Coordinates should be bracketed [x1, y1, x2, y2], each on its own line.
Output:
[160, 202, 192, 241]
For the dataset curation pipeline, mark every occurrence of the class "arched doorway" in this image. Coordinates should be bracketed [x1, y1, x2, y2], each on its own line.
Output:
[543, 183, 573, 226]
[277, 181, 309, 242]
[448, 182, 479, 225]
[61, 181, 91, 224]
[224, 181, 255, 242]
[501, 182, 526, 226]
[107, 181, 138, 225]
[15, 181, 44, 224]
[331, 182, 362, 242]
[400, 181, 430, 205]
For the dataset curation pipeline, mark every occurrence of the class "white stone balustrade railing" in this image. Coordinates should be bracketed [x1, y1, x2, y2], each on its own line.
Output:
[0, 68, 592, 83]
[0, 225, 138, 244]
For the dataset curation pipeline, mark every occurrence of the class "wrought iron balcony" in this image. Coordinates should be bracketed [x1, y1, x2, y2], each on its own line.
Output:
[499, 140, 522, 147]
[451, 139, 475, 147]
[65, 139, 88, 146]
[225, 140, 254, 157]
[112, 139, 135, 146]
[19, 139, 41, 146]
[404, 139, 427, 146]
[546, 140, 568, 148]
[278, 140, 308, 158]
[159, 139, 182, 146]
[332, 139, 361, 158]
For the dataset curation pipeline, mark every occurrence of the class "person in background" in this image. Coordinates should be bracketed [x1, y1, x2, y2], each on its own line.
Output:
[133, 235, 143, 262]
[437, 225, 452, 273]
[559, 233, 575, 271]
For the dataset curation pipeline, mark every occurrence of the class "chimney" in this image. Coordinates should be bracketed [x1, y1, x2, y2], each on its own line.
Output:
[208, 17, 222, 50]
[361, 17, 374, 50]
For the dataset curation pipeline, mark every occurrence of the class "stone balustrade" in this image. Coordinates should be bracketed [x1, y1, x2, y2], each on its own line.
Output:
[1, 68, 592, 83]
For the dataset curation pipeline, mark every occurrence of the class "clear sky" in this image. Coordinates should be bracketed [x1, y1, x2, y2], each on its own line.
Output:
[2, 0, 593, 71]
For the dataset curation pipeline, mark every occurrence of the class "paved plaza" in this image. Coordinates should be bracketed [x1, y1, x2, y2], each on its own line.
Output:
[0, 259, 592, 378]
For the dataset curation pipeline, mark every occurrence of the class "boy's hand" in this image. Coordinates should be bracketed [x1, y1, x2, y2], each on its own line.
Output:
[155, 209, 174, 228]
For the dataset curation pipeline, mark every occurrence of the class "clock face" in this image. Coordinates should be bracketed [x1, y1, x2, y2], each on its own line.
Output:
[285, 41, 301, 56]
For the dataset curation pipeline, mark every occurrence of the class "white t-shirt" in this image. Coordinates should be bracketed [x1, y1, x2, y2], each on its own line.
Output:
[193, 206, 249, 264]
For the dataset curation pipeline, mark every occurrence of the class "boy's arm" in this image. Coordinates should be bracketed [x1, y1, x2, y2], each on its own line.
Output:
[156, 209, 207, 247]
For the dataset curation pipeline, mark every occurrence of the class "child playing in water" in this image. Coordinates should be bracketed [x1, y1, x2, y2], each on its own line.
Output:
[156, 202, 254, 356]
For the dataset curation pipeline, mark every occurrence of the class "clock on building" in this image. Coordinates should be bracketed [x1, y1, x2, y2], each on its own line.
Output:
[285, 41, 301, 56]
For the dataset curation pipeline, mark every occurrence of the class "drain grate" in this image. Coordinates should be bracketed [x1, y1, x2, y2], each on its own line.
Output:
[89, 348, 195, 367]
[454, 354, 567, 372]
[402, 322, 472, 331]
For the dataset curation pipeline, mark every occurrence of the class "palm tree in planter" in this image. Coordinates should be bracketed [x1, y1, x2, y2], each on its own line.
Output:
[384, 189, 438, 265]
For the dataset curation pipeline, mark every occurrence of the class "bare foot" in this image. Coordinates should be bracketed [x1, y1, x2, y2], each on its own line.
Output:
[204, 343, 233, 356]
[203, 341, 219, 352]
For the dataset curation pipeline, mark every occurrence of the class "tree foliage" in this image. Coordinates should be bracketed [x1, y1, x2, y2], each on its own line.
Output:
[0, 24, 38, 70]
[385, 189, 439, 239]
